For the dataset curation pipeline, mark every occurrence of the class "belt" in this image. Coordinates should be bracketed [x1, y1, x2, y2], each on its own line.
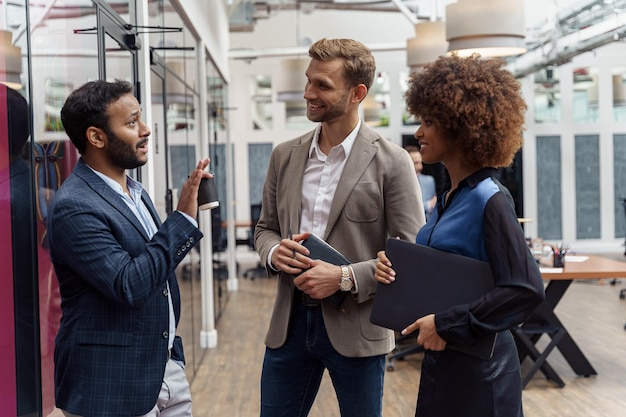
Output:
[294, 288, 321, 306]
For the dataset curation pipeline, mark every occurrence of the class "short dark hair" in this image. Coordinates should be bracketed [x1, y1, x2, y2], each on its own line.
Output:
[308, 38, 376, 91]
[60, 79, 134, 154]
[5, 85, 30, 158]
[404, 145, 420, 154]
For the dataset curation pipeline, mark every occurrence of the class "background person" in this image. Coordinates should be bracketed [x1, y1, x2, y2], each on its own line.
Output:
[254, 38, 424, 417]
[48, 79, 210, 417]
[405, 145, 437, 220]
[375, 54, 545, 417]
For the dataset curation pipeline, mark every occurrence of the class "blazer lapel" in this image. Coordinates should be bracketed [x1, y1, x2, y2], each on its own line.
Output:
[141, 190, 163, 227]
[324, 128, 378, 239]
[74, 159, 151, 241]
[285, 133, 313, 234]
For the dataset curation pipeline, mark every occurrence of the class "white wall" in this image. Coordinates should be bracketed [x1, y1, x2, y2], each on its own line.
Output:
[174, 0, 230, 82]
[230, 8, 415, 50]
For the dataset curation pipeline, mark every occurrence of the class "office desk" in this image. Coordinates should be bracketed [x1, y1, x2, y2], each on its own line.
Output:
[520, 255, 626, 384]
[221, 220, 253, 246]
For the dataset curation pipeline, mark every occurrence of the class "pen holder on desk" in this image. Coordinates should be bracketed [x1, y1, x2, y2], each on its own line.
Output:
[553, 252, 565, 268]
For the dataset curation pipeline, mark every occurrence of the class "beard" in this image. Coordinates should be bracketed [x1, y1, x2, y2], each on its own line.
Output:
[307, 89, 351, 123]
[104, 128, 147, 170]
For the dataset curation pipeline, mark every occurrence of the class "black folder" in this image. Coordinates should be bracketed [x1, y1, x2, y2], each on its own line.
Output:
[370, 238, 497, 359]
[298, 235, 350, 309]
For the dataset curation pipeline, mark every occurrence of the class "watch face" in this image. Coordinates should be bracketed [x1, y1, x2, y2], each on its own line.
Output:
[340, 277, 353, 291]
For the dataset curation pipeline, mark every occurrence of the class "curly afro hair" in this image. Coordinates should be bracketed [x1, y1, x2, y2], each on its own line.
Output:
[405, 54, 527, 168]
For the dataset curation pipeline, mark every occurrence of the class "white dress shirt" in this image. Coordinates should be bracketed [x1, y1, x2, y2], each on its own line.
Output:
[268, 120, 361, 291]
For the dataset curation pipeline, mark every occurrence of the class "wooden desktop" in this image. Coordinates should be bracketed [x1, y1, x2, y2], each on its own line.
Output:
[540, 254, 626, 280]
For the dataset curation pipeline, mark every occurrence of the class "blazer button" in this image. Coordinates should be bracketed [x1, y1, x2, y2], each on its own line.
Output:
[162, 331, 169, 339]
[186, 241, 191, 248]
[163, 288, 169, 296]
[177, 250, 182, 256]
[180, 245, 187, 252]
[190, 237, 195, 243]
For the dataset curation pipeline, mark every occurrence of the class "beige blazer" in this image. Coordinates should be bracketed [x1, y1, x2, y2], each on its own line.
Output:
[255, 123, 425, 357]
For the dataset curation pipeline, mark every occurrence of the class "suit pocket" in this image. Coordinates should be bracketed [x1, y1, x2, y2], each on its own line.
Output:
[76, 330, 133, 347]
[359, 300, 390, 341]
[344, 182, 381, 223]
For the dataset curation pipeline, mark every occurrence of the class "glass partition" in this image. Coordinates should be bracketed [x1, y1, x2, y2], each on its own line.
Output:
[251, 74, 273, 130]
[534, 67, 561, 124]
[2, 1, 39, 415]
[206, 55, 230, 320]
[29, 3, 101, 415]
[363, 71, 390, 127]
[400, 70, 419, 126]
[148, 0, 204, 378]
[612, 67, 626, 121]
[103, 30, 135, 82]
[20, 1, 141, 415]
[573, 66, 599, 123]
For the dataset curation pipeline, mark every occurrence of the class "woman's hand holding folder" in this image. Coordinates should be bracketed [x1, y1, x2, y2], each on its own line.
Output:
[403, 314, 447, 352]
[376, 249, 447, 351]
[375, 250, 396, 284]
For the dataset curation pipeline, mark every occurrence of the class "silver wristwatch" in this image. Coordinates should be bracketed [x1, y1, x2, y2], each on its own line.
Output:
[339, 265, 353, 291]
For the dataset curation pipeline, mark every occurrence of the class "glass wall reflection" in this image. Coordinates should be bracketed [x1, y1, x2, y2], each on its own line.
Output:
[251, 74, 273, 130]
[0, 0, 226, 413]
[29, 2, 101, 415]
[573, 66, 599, 123]
[612, 67, 626, 121]
[534, 67, 561, 124]
[206, 55, 230, 322]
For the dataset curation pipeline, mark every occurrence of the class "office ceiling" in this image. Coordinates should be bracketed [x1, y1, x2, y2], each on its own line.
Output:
[228, 0, 626, 79]
[228, 0, 430, 32]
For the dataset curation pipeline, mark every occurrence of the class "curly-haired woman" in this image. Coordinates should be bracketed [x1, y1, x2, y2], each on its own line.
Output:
[375, 54, 545, 417]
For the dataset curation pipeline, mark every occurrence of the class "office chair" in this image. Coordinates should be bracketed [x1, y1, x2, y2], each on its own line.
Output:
[211, 206, 230, 281]
[385, 332, 424, 371]
[181, 205, 231, 281]
[243, 203, 267, 279]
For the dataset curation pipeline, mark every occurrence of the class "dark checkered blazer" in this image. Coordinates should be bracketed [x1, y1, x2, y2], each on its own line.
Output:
[48, 159, 203, 417]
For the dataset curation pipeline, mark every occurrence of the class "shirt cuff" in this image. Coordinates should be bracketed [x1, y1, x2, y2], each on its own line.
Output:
[177, 210, 198, 228]
[348, 265, 358, 293]
[267, 244, 280, 272]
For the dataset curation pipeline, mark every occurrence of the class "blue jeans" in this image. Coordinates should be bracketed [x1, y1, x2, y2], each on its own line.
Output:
[260, 300, 385, 417]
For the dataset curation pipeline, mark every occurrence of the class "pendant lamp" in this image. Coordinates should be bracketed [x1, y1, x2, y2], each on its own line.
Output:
[406, 21, 448, 72]
[445, 0, 526, 58]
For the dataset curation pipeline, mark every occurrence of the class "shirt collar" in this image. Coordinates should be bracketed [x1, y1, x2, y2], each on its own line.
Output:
[463, 167, 499, 189]
[86, 164, 143, 199]
[308, 119, 362, 158]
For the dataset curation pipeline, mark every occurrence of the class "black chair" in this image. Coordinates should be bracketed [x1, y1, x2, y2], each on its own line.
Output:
[243, 203, 267, 279]
[512, 323, 566, 388]
[211, 205, 230, 281]
[182, 205, 231, 281]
